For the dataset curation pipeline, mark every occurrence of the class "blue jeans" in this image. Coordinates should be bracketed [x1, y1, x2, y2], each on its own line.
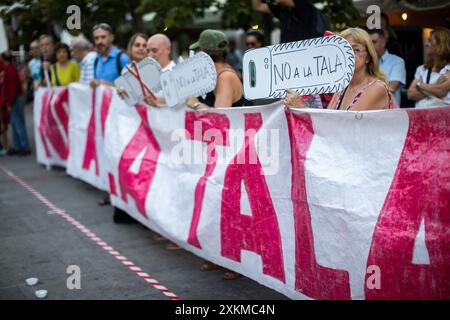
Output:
[11, 96, 30, 151]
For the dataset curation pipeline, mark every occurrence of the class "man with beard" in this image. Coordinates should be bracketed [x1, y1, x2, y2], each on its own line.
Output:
[90, 23, 130, 87]
[90, 23, 130, 215]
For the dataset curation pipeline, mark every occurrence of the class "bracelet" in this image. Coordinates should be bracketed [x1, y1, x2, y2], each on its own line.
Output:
[192, 102, 201, 110]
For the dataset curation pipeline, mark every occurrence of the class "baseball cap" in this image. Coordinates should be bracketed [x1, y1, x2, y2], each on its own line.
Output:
[189, 29, 228, 52]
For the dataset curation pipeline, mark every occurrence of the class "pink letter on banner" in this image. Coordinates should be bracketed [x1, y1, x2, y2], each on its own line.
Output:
[286, 109, 350, 300]
[186, 111, 230, 249]
[117, 105, 161, 219]
[100, 88, 113, 137]
[221, 113, 285, 282]
[39, 88, 69, 160]
[82, 88, 113, 176]
[365, 108, 450, 299]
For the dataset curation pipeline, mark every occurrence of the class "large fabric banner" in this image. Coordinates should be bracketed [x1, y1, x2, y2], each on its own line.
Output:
[34, 85, 450, 300]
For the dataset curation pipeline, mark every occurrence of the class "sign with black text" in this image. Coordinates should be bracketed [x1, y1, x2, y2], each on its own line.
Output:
[243, 36, 355, 100]
[161, 52, 216, 107]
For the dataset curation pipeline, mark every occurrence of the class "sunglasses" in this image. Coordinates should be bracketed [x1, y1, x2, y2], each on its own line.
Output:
[92, 23, 112, 32]
[246, 42, 257, 47]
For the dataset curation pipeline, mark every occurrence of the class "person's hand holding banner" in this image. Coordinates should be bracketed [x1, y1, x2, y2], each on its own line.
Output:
[284, 89, 305, 108]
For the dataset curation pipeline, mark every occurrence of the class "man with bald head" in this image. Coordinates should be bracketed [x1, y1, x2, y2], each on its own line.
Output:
[147, 34, 175, 72]
[143, 34, 176, 107]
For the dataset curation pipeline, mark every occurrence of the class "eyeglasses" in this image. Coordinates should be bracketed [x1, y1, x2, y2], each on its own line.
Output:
[92, 23, 112, 32]
[246, 42, 257, 47]
[352, 47, 367, 55]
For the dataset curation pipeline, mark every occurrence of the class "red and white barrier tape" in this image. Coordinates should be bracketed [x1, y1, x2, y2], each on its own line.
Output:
[0, 164, 180, 300]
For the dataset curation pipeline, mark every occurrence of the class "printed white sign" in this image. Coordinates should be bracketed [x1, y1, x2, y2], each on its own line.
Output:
[243, 35, 355, 100]
[161, 52, 216, 107]
[114, 57, 162, 106]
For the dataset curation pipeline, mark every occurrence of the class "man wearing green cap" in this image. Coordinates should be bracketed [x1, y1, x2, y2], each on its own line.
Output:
[186, 29, 246, 111]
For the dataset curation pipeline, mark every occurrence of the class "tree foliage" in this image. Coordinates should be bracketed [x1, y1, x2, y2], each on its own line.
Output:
[1, 0, 361, 49]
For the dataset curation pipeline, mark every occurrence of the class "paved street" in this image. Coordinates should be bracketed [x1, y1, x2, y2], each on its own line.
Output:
[0, 105, 287, 300]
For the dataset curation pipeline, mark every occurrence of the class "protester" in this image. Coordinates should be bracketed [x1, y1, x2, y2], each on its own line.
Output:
[116, 33, 151, 103]
[50, 43, 80, 87]
[407, 27, 450, 108]
[126, 32, 181, 249]
[368, 29, 406, 106]
[185, 30, 245, 279]
[127, 33, 148, 63]
[91, 23, 130, 211]
[186, 29, 246, 110]
[147, 34, 175, 71]
[0, 58, 8, 156]
[38, 34, 56, 87]
[0, 51, 30, 156]
[90, 23, 131, 88]
[285, 27, 397, 110]
[143, 34, 176, 106]
[245, 30, 265, 50]
[71, 37, 97, 85]
[28, 40, 42, 90]
[252, 0, 327, 43]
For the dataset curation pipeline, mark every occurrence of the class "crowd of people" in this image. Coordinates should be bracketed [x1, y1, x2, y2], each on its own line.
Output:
[1, 0, 449, 281]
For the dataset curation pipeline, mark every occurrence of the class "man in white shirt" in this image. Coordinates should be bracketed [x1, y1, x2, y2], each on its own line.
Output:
[145, 34, 176, 105]
[71, 37, 97, 85]
[369, 29, 406, 106]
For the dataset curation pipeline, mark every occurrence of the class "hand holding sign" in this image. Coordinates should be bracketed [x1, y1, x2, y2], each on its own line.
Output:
[114, 57, 162, 106]
[161, 52, 216, 107]
[243, 35, 355, 100]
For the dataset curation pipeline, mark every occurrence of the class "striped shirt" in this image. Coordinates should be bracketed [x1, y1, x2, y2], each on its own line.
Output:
[79, 51, 97, 85]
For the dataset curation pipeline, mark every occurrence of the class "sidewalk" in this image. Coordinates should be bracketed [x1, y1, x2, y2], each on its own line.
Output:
[0, 104, 287, 300]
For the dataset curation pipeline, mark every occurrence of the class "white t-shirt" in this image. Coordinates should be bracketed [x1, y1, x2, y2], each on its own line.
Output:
[414, 64, 450, 108]
[161, 60, 176, 72]
[439, 65, 450, 105]
[156, 60, 176, 98]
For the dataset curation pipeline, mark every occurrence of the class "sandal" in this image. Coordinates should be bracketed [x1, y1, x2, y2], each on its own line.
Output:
[98, 196, 111, 206]
[153, 234, 166, 241]
[200, 261, 220, 271]
[223, 271, 241, 280]
[165, 242, 182, 250]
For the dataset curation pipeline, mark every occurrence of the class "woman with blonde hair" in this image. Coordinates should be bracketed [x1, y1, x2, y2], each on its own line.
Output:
[407, 27, 450, 108]
[285, 27, 397, 110]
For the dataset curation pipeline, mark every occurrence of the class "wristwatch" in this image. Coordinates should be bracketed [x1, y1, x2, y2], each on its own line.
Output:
[192, 102, 201, 110]
[416, 81, 422, 89]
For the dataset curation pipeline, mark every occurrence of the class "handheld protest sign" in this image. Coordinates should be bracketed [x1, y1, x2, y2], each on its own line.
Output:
[161, 52, 216, 107]
[114, 57, 162, 106]
[243, 35, 355, 100]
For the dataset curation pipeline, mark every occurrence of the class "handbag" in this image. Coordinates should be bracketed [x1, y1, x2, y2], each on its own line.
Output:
[417, 96, 448, 109]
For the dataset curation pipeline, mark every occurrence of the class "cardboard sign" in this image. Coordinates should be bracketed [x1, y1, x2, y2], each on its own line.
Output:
[114, 57, 162, 106]
[243, 35, 355, 100]
[161, 52, 216, 107]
